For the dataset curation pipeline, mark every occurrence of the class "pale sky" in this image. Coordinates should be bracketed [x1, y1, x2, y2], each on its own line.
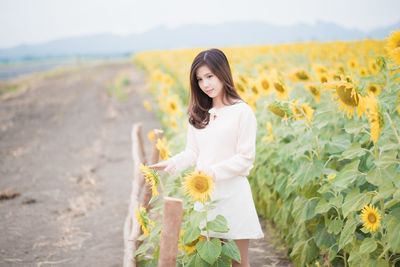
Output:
[0, 0, 399, 49]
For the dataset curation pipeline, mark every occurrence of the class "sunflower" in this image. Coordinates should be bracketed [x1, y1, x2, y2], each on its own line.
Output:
[268, 101, 291, 119]
[163, 74, 174, 87]
[359, 67, 368, 77]
[147, 130, 156, 142]
[365, 95, 384, 143]
[261, 122, 274, 143]
[250, 81, 261, 98]
[368, 59, 380, 74]
[301, 103, 314, 123]
[238, 75, 249, 85]
[257, 74, 271, 94]
[293, 69, 310, 81]
[178, 235, 206, 255]
[335, 63, 345, 74]
[273, 80, 289, 100]
[140, 164, 160, 197]
[318, 73, 329, 84]
[135, 206, 155, 236]
[347, 58, 359, 69]
[159, 84, 171, 97]
[291, 100, 314, 123]
[169, 116, 179, 131]
[312, 64, 327, 75]
[235, 81, 246, 94]
[241, 93, 257, 111]
[156, 137, 170, 160]
[386, 31, 400, 65]
[181, 243, 196, 255]
[335, 81, 366, 118]
[360, 204, 381, 232]
[142, 100, 152, 112]
[366, 83, 382, 96]
[331, 73, 343, 82]
[164, 95, 181, 115]
[307, 84, 321, 103]
[327, 173, 336, 182]
[151, 69, 163, 82]
[183, 170, 214, 203]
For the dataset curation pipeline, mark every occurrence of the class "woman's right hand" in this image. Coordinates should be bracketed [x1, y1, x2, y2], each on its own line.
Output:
[148, 160, 175, 174]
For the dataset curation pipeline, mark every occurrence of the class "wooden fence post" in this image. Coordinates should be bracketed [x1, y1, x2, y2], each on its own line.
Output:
[124, 125, 183, 267]
[158, 197, 184, 267]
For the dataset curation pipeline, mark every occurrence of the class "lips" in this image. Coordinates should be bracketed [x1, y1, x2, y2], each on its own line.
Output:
[205, 89, 214, 94]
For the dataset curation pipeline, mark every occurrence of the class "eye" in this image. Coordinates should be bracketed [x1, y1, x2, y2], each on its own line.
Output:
[207, 75, 213, 78]
[197, 78, 202, 82]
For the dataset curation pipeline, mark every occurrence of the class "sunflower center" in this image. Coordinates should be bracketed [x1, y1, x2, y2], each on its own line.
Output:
[336, 84, 359, 107]
[309, 86, 319, 96]
[296, 70, 309, 80]
[368, 213, 377, 223]
[193, 177, 209, 193]
[170, 102, 176, 111]
[261, 80, 269, 90]
[236, 83, 245, 93]
[239, 76, 248, 84]
[252, 86, 259, 95]
[369, 86, 377, 93]
[268, 105, 287, 118]
[274, 82, 285, 92]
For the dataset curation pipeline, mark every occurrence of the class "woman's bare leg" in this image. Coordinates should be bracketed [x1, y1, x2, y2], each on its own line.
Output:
[232, 239, 250, 267]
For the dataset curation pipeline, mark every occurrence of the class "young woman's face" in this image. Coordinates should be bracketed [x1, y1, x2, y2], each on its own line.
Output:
[196, 65, 224, 100]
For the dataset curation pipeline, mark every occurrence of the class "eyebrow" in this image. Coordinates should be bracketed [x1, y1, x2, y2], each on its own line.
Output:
[196, 72, 212, 79]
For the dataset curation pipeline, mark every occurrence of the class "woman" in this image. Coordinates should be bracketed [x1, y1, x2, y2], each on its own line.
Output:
[149, 48, 264, 266]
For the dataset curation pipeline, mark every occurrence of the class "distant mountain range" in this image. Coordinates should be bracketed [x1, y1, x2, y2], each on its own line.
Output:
[0, 20, 399, 62]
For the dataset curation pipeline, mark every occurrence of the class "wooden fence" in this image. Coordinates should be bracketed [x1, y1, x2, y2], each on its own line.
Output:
[123, 123, 183, 267]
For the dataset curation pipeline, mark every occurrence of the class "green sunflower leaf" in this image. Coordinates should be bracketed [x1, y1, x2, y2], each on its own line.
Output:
[221, 240, 241, 262]
[196, 238, 222, 265]
[207, 215, 229, 233]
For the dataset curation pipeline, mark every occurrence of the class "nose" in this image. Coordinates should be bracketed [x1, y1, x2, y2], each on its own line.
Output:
[203, 79, 210, 88]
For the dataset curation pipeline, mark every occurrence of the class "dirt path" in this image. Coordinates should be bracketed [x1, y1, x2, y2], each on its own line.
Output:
[0, 60, 292, 267]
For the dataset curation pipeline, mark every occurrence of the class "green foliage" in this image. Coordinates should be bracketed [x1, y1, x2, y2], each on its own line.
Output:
[134, 40, 400, 266]
[134, 171, 241, 266]
[250, 61, 400, 266]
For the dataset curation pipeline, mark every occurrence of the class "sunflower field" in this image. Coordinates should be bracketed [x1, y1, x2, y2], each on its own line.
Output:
[134, 31, 400, 266]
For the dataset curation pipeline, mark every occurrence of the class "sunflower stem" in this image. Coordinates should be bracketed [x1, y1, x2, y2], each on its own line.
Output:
[380, 198, 385, 214]
[385, 111, 400, 144]
[314, 135, 321, 160]
[204, 202, 210, 241]
[159, 172, 166, 194]
[379, 198, 389, 261]
[386, 249, 390, 262]
[374, 144, 379, 159]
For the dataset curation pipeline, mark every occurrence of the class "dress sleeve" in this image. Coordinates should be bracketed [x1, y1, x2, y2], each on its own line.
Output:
[204, 107, 257, 181]
[166, 122, 199, 175]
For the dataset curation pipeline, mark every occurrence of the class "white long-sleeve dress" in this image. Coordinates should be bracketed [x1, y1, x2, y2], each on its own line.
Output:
[167, 101, 264, 239]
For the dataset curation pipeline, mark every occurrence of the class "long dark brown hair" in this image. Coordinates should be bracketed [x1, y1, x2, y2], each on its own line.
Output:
[188, 48, 242, 129]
